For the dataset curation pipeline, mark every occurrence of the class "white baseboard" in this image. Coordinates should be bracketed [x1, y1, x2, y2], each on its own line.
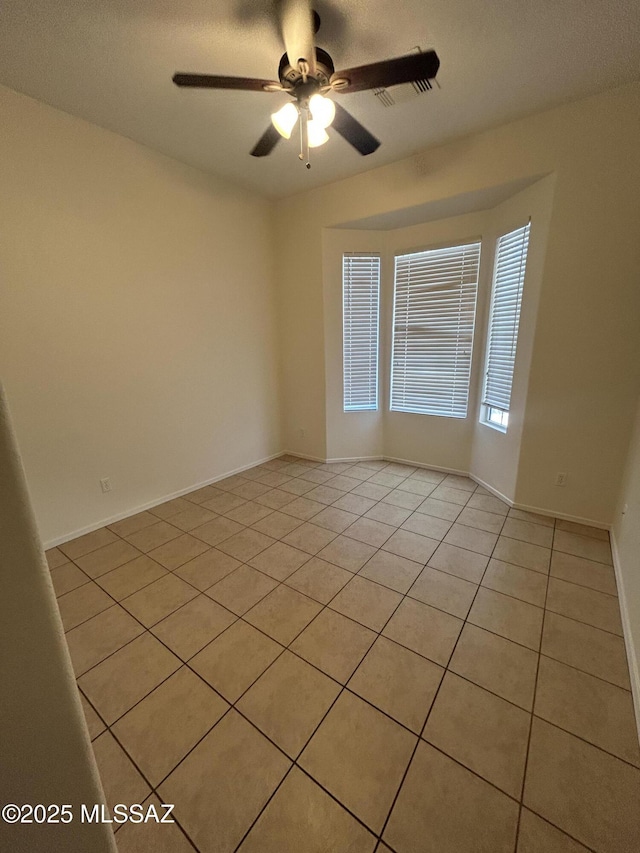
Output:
[294, 451, 469, 477]
[290, 452, 611, 529]
[46, 448, 610, 549]
[609, 532, 640, 742]
[510, 500, 610, 530]
[282, 451, 328, 463]
[383, 455, 469, 477]
[468, 475, 612, 530]
[468, 474, 514, 506]
[325, 455, 385, 464]
[43, 450, 285, 550]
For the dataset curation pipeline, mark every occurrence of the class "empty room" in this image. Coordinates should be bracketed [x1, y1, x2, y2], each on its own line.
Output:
[1, 1, 640, 852]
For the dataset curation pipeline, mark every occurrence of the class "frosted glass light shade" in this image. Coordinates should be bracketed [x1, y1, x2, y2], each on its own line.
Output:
[309, 94, 335, 128]
[271, 102, 298, 138]
[307, 119, 329, 147]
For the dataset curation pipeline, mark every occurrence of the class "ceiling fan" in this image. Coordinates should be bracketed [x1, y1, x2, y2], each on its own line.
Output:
[172, 0, 439, 168]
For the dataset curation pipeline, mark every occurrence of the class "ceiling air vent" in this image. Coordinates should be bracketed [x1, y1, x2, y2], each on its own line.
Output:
[372, 76, 435, 107]
[371, 45, 438, 107]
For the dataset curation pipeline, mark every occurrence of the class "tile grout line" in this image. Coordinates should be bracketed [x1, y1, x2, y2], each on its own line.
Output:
[204, 467, 466, 850]
[229, 513, 439, 853]
[81, 588, 639, 787]
[65, 460, 626, 705]
[373, 497, 509, 848]
[79, 472, 407, 842]
[66, 463, 597, 696]
[513, 512, 556, 851]
[80, 575, 307, 852]
[195, 520, 412, 850]
[536, 605, 625, 639]
[164, 540, 411, 846]
[105, 725, 202, 851]
[75, 548, 635, 764]
[65, 521, 233, 835]
[239, 557, 635, 767]
[515, 806, 600, 853]
[212, 465, 626, 849]
[52, 456, 626, 852]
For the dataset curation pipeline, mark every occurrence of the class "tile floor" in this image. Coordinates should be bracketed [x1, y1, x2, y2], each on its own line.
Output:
[45, 456, 640, 853]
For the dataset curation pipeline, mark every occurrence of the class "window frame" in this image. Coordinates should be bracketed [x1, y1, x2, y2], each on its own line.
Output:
[481, 222, 531, 433]
[342, 252, 381, 413]
[389, 239, 482, 419]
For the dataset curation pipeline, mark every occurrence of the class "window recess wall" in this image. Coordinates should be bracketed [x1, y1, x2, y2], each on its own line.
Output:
[471, 178, 554, 503]
[293, 85, 638, 526]
[324, 177, 554, 498]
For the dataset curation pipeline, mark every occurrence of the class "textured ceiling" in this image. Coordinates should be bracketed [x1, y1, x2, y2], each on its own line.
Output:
[1, 0, 639, 198]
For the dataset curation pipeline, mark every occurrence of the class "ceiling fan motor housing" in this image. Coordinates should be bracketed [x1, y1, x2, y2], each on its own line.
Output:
[278, 48, 335, 91]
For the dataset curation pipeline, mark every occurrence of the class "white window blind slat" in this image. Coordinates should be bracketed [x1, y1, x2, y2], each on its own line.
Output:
[390, 242, 481, 418]
[343, 254, 380, 412]
[482, 223, 531, 417]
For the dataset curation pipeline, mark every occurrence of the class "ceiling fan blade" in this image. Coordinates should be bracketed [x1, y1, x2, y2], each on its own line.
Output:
[331, 50, 440, 94]
[250, 125, 282, 157]
[173, 73, 281, 92]
[278, 0, 316, 75]
[332, 102, 380, 156]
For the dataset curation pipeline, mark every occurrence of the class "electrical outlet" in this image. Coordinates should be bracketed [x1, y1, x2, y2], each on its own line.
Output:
[298, 428, 306, 439]
[100, 477, 112, 493]
[554, 472, 567, 487]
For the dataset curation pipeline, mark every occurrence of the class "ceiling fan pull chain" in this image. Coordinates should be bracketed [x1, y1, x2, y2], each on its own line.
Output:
[299, 108, 311, 169]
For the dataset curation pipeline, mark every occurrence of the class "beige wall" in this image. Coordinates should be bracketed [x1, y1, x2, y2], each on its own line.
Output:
[0, 385, 115, 852]
[276, 197, 328, 459]
[0, 85, 281, 546]
[612, 395, 640, 733]
[276, 81, 640, 526]
[514, 90, 640, 523]
[470, 177, 555, 501]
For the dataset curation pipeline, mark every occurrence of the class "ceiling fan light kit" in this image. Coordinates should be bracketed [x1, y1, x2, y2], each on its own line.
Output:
[271, 93, 334, 139]
[307, 118, 329, 148]
[271, 101, 299, 139]
[309, 93, 335, 128]
[172, 1, 439, 169]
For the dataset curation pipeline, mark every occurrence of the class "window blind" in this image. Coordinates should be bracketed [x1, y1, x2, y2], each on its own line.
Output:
[390, 242, 481, 418]
[482, 223, 530, 414]
[343, 253, 381, 412]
